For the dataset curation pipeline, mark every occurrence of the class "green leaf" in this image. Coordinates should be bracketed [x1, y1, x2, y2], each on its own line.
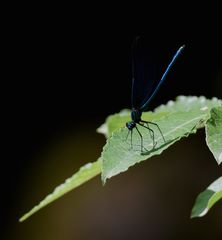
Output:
[97, 111, 169, 138]
[191, 177, 222, 218]
[155, 95, 221, 113]
[101, 96, 221, 183]
[97, 96, 222, 137]
[19, 159, 101, 222]
[20, 96, 221, 222]
[101, 110, 208, 183]
[97, 109, 131, 138]
[205, 106, 222, 164]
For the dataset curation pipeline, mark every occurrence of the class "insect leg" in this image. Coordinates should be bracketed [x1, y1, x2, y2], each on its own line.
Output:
[135, 125, 143, 152]
[138, 123, 156, 149]
[130, 129, 133, 149]
[141, 120, 166, 142]
[125, 129, 130, 141]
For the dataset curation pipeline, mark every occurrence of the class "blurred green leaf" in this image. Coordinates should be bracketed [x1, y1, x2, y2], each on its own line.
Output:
[19, 159, 101, 222]
[191, 177, 222, 218]
[205, 106, 222, 164]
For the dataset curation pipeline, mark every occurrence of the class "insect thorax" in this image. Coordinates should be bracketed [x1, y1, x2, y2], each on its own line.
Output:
[131, 109, 142, 123]
[126, 109, 142, 130]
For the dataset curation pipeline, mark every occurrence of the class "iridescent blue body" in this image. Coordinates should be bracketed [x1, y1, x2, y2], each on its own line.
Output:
[126, 39, 185, 152]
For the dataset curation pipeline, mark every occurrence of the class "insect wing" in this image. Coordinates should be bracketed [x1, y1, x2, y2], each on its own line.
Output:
[131, 37, 158, 109]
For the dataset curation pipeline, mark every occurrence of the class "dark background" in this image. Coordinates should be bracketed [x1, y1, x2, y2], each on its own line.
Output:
[3, 5, 222, 240]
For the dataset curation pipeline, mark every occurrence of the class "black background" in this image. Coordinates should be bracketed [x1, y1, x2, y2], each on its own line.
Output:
[3, 4, 222, 240]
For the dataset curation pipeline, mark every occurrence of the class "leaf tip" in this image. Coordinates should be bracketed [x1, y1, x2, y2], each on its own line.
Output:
[101, 174, 107, 186]
[19, 215, 27, 223]
[218, 152, 222, 165]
